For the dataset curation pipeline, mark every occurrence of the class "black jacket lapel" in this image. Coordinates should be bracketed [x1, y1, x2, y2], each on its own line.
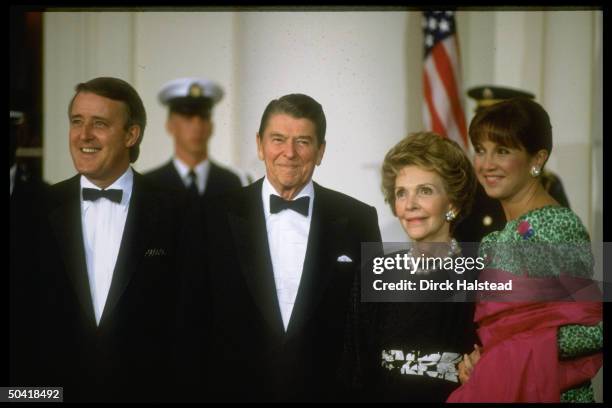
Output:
[204, 162, 223, 198]
[286, 182, 349, 338]
[148, 160, 184, 192]
[163, 160, 185, 191]
[227, 179, 285, 336]
[99, 172, 155, 327]
[48, 175, 97, 329]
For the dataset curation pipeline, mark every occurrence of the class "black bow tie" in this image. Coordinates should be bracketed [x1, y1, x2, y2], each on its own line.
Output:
[269, 195, 310, 216]
[82, 188, 123, 203]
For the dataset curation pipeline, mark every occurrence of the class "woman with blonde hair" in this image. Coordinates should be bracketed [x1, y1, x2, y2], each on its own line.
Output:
[345, 131, 478, 402]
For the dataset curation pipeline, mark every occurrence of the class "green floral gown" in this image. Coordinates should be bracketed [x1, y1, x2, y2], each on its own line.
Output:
[479, 205, 603, 402]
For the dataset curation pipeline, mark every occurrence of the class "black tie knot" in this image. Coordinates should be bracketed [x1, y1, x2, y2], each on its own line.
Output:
[188, 170, 197, 182]
[269, 195, 310, 216]
[82, 188, 123, 203]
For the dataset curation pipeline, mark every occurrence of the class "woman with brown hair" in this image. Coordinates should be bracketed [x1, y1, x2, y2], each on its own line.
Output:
[447, 97, 603, 402]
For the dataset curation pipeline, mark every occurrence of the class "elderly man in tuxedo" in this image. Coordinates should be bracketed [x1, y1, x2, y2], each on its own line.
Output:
[182, 93, 382, 402]
[18, 77, 188, 401]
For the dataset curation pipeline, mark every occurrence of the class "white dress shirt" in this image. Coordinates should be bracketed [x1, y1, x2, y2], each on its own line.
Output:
[80, 167, 133, 325]
[262, 177, 314, 331]
[173, 157, 211, 195]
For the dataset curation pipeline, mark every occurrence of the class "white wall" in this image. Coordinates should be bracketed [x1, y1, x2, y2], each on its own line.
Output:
[44, 12, 134, 183]
[133, 12, 238, 173]
[234, 11, 412, 241]
[456, 10, 601, 238]
[43, 9, 601, 241]
[591, 11, 603, 246]
[542, 11, 595, 233]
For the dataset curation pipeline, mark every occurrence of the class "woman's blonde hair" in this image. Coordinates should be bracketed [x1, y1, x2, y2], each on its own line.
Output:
[381, 132, 477, 229]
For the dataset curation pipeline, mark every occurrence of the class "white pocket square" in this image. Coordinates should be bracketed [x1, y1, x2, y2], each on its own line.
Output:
[337, 255, 353, 263]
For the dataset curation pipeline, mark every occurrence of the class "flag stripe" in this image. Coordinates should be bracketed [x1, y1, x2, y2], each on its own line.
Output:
[422, 100, 432, 131]
[425, 56, 462, 145]
[441, 36, 468, 145]
[421, 11, 468, 152]
[443, 36, 464, 108]
[423, 69, 445, 136]
[432, 39, 467, 147]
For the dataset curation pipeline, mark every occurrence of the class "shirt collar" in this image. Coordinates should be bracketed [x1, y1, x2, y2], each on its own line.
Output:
[80, 166, 134, 207]
[173, 157, 209, 180]
[173, 157, 210, 192]
[262, 176, 314, 218]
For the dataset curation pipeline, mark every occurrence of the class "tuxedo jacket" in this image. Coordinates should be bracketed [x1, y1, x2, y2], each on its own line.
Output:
[20, 171, 189, 402]
[182, 178, 382, 402]
[144, 159, 242, 200]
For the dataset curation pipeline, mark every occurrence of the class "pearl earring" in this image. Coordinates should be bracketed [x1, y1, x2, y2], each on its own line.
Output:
[445, 210, 456, 222]
[530, 166, 541, 177]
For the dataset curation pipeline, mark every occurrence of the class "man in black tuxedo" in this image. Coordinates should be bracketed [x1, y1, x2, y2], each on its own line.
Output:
[145, 77, 243, 202]
[184, 94, 382, 402]
[16, 77, 188, 401]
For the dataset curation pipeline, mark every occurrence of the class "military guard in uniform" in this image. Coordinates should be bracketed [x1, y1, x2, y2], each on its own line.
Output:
[145, 77, 244, 201]
[454, 85, 570, 244]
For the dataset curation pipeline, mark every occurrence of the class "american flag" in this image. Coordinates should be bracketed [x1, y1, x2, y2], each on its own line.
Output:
[422, 11, 468, 151]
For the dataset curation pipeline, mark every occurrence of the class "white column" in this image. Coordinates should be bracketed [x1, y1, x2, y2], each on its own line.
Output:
[43, 12, 134, 183]
[457, 11, 496, 116]
[492, 11, 544, 95]
[588, 11, 603, 402]
[590, 11, 603, 244]
[234, 11, 411, 241]
[541, 11, 593, 231]
[132, 12, 238, 174]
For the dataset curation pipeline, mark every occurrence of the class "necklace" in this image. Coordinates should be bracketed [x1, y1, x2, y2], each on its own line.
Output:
[407, 238, 461, 275]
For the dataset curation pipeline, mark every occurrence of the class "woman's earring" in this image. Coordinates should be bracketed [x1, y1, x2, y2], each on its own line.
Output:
[445, 210, 456, 222]
[530, 166, 541, 177]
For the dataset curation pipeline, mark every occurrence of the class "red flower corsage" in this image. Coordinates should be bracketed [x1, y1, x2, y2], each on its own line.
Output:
[517, 220, 534, 239]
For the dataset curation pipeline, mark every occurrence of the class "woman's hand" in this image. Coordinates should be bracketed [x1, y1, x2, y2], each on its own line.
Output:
[458, 344, 482, 385]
